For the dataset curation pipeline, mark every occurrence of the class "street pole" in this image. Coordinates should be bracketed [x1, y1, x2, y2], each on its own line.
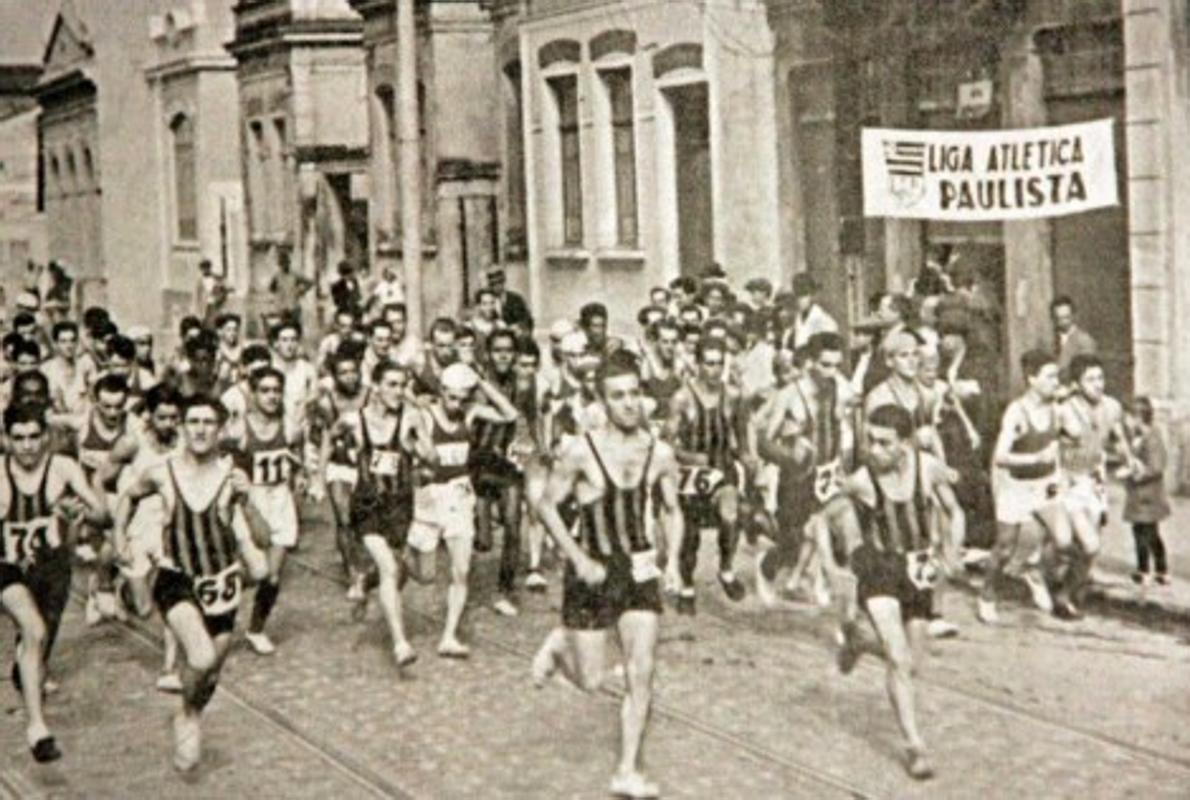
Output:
[396, 0, 423, 334]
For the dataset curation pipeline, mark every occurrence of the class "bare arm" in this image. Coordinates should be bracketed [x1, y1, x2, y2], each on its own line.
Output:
[59, 458, 110, 527]
[474, 377, 518, 423]
[96, 433, 138, 495]
[993, 405, 1058, 470]
[759, 387, 813, 468]
[652, 443, 686, 587]
[665, 390, 707, 466]
[530, 438, 602, 582]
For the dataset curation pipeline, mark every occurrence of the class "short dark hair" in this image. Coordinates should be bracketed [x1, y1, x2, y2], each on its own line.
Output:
[487, 328, 517, 352]
[1068, 353, 1103, 384]
[179, 315, 203, 337]
[13, 339, 40, 363]
[270, 320, 302, 341]
[185, 330, 219, 359]
[13, 312, 36, 329]
[695, 336, 727, 363]
[108, 335, 136, 362]
[1021, 348, 1056, 379]
[241, 343, 272, 367]
[868, 404, 914, 440]
[516, 337, 541, 360]
[3, 402, 46, 433]
[93, 372, 130, 400]
[804, 331, 845, 361]
[1132, 396, 1155, 426]
[430, 317, 457, 340]
[250, 366, 285, 390]
[215, 313, 241, 329]
[182, 393, 228, 424]
[455, 326, 477, 344]
[383, 302, 407, 318]
[144, 383, 183, 414]
[12, 370, 49, 404]
[596, 348, 641, 392]
[369, 319, 393, 337]
[579, 302, 608, 327]
[83, 307, 110, 331]
[475, 288, 497, 303]
[669, 276, 697, 295]
[372, 359, 407, 385]
[1050, 295, 1074, 313]
[52, 321, 79, 341]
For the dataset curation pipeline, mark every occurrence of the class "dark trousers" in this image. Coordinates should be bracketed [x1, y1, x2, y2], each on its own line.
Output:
[678, 509, 737, 585]
[1132, 523, 1168, 575]
[24, 548, 73, 666]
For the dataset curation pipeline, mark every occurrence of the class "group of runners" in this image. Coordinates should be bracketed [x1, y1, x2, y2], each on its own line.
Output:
[0, 269, 1139, 797]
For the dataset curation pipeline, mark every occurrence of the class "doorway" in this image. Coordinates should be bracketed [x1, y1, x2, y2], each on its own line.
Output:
[664, 83, 714, 277]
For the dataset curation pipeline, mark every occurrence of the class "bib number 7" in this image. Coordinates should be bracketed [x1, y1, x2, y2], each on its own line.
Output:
[813, 461, 842, 504]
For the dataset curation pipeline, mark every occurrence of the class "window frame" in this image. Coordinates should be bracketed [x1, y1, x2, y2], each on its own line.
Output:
[170, 112, 199, 244]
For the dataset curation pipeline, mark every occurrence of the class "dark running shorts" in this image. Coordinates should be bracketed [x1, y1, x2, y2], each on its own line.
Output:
[561, 552, 663, 631]
[470, 450, 523, 500]
[0, 562, 26, 595]
[850, 544, 933, 622]
[349, 484, 412, 549]
[151, 568, 238, 638]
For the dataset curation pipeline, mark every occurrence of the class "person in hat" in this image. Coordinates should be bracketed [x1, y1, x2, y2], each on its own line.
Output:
[782, 273, 838, 352]
[486, 267, 532, 333]
[744, 277, 774, 313]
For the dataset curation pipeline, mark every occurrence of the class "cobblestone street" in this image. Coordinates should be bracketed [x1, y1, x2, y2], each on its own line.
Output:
[2, 503, 1188, 799]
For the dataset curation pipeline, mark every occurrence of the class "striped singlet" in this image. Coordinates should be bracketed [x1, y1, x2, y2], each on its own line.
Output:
[2, 457, 61, 566]
[857, 451, 932, 556]
[578, 434, 655, 559]
[680, 383, 736, 472]
[162, 461, 238, 578]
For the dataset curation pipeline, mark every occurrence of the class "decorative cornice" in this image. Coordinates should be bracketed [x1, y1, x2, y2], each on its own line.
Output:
[145, 52, 240, 82]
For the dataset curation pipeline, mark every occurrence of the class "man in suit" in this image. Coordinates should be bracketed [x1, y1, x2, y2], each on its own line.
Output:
[1051, 295, 1096, 381]
[330, 260, 363, 318]
[487, 268, 533, 333]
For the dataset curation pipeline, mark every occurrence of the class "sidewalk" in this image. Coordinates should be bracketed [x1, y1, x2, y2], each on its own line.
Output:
[1085, 485, 1190, 626]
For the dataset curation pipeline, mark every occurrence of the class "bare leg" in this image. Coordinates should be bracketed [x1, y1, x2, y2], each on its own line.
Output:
[361, 534, 413, 660]
[613, 611, 660, 792]
[3, 584, 53, 750]
[439, 535, 473, 653]
[866, 597, 926, 752]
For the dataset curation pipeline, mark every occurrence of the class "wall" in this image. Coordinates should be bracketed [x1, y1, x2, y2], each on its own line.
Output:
[0, 107, 48, 297]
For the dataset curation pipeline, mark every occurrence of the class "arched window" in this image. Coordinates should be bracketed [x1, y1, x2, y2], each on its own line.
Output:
[171, 113, 198, 241]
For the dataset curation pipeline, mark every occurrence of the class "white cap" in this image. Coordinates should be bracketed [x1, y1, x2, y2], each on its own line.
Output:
[440, 363, 480, 393]
[549, 318, 576, 341]
[126, 325, 152, 341]
[559, 331, 588, 356]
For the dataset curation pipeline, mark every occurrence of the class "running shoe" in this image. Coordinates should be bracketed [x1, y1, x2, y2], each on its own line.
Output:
[718, 571, 746, 602]
[1052, 599, 1083, 621]
[437, 640, 471, 659]
[906, 747, 935, 781]
[393, 641, 418, 669]
[610, 771, 660, 799]
[525, 570, 548, 593]
[927, 619, 960, 639]
[976, 598, 999, 625]
[492, 596, 519, 617]
[31, 736, 61, 764]
[1156, 573, 1171, 586]
[755, 552, 778, 608]
[836, 622, 861, 675]
[676, 589, 696, 616]
[1021, 570, 1053, 613]
[156, 673, 183, 694]
[172, 711, 202, 773]
[245, 632, 277, 656]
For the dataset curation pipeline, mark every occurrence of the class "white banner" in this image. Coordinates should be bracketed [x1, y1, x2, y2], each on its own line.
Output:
[862, 119, 1118, 221]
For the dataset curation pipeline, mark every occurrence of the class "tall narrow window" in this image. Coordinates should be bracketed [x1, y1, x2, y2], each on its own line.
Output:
[548, 75, 583, 247]
[601, 68, 637, 248]
[171, 114, 198, 241]
[273, 118, 290, 235]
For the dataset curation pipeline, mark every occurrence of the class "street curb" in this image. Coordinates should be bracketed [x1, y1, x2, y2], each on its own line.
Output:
[1082, 584, 1190, 632]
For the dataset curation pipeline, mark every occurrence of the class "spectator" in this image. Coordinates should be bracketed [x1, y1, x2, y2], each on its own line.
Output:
[367, 265, 405, 318]
[269, 251, 314, 326]
[330, 260, 363, 317]
[1051, 295, 1096, 380]
[1122, 396, 1171, 585]
[782, 273, 838, 351]
[486, 267, 532, 332]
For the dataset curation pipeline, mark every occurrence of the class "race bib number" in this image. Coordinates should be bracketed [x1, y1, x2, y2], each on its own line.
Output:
[194, 564, 243, 616]
[2, 518, 60, 566]
[370, 449, 401, 477]
[252, 448, 292, 486]
[631, 549, 662, 583]
[905, 550, 940, 592]
[813, 461, 842, 504]
[436, 442, 470, 468]
[679, 466, 726, 498]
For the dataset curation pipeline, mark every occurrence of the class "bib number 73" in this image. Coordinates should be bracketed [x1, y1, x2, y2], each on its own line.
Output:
[3, 520, 58, 566]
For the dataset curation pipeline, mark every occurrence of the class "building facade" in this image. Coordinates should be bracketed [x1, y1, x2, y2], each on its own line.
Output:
[35, 0, 247, 337]
[229, 0, 371, 333]
[0, 65, 47, 302]
[501, 0, 784, 335]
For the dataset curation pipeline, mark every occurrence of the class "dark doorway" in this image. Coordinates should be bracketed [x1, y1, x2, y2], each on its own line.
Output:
[665, 83, 714, 277]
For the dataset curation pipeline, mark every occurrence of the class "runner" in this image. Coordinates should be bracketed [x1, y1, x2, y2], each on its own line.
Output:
[979, 349, 1070, 624]
[311, 340, 370, 599]
[213, 313, 243, 393]
[640, 319, 683, 433]
[412, 317, 458, 397]
[219, 344, 273, 435]
[512, 337, 552, 594]
[530, 349, 683, 800]
[341, 360, 422, 665]
[825, 404, 966, 781]
[2, 402, 109, 762]
[227, 366, 306, 655]
[269, 319, 318, 434]
[756, 332, 848, 607]
[42, 321, 92, 415]
[406, 363, 517, 658]
[666, 337, 747, 611]
[1054, 353, 1131, 616]
[113, 394, 267, 772]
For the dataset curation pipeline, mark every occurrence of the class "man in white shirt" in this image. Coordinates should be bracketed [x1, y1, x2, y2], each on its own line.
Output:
[783, 273, 839, 352]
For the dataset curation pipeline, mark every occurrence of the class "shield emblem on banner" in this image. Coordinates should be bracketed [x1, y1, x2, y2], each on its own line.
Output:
[883, 140, 927, 209]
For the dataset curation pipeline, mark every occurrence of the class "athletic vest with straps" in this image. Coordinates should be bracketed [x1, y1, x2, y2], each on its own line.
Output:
[857, 450, 932, 555]
[2, 456, 62, 566]
[357, 408, 412, 496]
[472, 375, 518, 456]
[1007, 401, 1058, 481]
[680, 383, 736, 471]
[578, 434, 655, 559]
[793, 378, 840, 468]
[426, 411, 471, 484]
[78, 413, 125, 478]
[235, 416, 292, 486]
[163, 461, 238, 577]
[327, 388, 369, 466]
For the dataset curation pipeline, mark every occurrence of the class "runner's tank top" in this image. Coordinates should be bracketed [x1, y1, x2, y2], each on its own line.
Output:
[357, 408, 411, 497]
[857, 450, 932, 555]
[426, 410, 471, 484]
[327, 388, 369, 466]
[78, 413, 125, 479]
[235, 416, 292, 487]
[794, 378, 840, 469]
[472, 375, 517, 456]
[2, 456, 61, 565]
[163, 461, 237, 577]
[680, 383, 735, 471]
[578, 434, 655, 559]
[1007, 401, 1058, 481]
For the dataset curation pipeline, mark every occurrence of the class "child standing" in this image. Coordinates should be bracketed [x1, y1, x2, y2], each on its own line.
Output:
[1122, 397, 1171, 585]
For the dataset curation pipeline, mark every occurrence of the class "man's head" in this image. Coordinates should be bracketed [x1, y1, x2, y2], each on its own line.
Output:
[4, 403, 49, 468]
[476, 288, 500, 320]
[637, 305, 666, 335]
[1069, 353, 1105, 404]
[270, 320, 302, 361]
[1050, 295, 1075, 335]
[1021, 348, 1060, 400]
[331, 342, 363, 395]
[105, 335, 137, 377]
[559, 331, 588, 377]
[745, 277, 773, 308]
[13, 312, 37, 341]
[12, 339, 40, 371]
[649, 287, 670, 308]
[338, 260, 354, 278]
[199, 259, 213, 276]
[596, 350, 644, 432]
[372, 361, 409, 411]
[455, 326, 478, 366]
[695, 337, 727, 388]
[383, 304, 408, 341]
[439, 363, 479, 417]
[882, 329, 921, 381]
[702, 283, 729, 316]
[127, 326, 154, 365]
[792, 273, 818, 313]
[333, 309, 357, 337]
[181, 394, 227, 456]
[486, 268, 506, 293]
[515, 337, 540, 380]
[804, 332, 845, 387]
[92, 373, 129, 428]
[215, 313, 241, 345]
[369, 320, 393, 357]
[653, 320, 679, 364]
[487, 329, 517, 376]
[429, 318, 458, 366]
[918, 346, 940, 386]
[250, 366, 285, 417]
[669, 277, 697, 307]
[678, 304, 703, 328]
[179, 316, 203, 342]
[82, 307, 110, 335]
[865, 404, 914, 474]
[184, 330, 220, 389]
[241, 344, 272, 379]
[143, 383, 182, 444]
[579, 303, 608, 349]
[52, 321, 79, 360]
[12, 370, 50, 408]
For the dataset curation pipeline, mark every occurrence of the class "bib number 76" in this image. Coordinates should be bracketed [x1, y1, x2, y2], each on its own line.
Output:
[679, 467, 725, 498]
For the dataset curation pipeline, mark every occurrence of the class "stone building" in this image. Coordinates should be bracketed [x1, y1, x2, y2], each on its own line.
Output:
[349, 0, 503, 323]
[35, 0, 248, 336]
[0, 64, 47, 300]
[496, 0, 785, 335]
[228, 0, 371, 332]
